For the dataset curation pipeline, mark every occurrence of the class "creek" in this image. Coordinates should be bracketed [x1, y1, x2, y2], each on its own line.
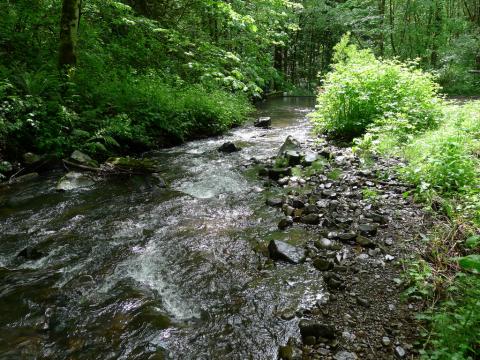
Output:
[0, 97, 326, 359]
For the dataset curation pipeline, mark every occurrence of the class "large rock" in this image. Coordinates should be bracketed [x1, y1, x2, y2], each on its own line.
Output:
[56, 172, 95, 191]
[284, 150, 302, 166]
[217, 142, 240, 153]
[70, 150, 99, 168]
[254, 117, 271, 128]
[268, 240, 305, 264]
[278, 136, 301, 157]
[299, 320, 336, 339]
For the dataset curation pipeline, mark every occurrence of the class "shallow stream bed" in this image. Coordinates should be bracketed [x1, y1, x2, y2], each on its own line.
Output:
[0, 98, 324, 359]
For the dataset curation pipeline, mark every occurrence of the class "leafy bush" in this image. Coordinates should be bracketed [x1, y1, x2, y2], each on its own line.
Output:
[312, 34, 442, 140]
[401, 101, 480, 195]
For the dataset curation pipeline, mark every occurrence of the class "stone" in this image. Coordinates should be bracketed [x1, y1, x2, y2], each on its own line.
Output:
[266, 197, 283, 207]
[382, 337, 391, 346]
[254, 117, 271, 128]
[282, 204, 295, 216]
[299, 320, 336, 340]
[356, 297, 370, 307]
[23, 152, 42, 165]
[395, 346, 406, 358]
[301, 213, 320, 225]
[358, 223, 378, 236]
[334, 351, 358, 360]
[278, 218, 293, 230]
[314, 238, 334, 250]
[356, 235, 376, 248]
[151, 173, 167, 188]
[284, 150, 302, 166]
[268, 240, 305, 264]
[56, 172, 95, 191]
[291, 198, 305, 209]
[303, 336, 316, 346]
[278, 136, 301, 157]
[17, 246, 44, 261]
[303, 204, 319, 214]
[217, 142, 240, 153]
[338, 232, 357, 241]
[313, 257, 334, 271]
[304, 152, 318, 165]
[268, 168, 291, 180]
[70, 150, 99, 168]
[278, 345, 293, 360]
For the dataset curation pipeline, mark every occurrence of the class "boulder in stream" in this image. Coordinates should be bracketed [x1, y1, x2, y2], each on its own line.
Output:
[278, 136, 301, 157]
[254, 117, 271, 128]
[56, 172, 95, 191]
[218, 142, 241, 153]
[268, 240, 305, 264]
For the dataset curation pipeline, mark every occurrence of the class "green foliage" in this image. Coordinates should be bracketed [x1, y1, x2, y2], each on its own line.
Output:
[419, 273, 480, 360]
[401, 101, 480, 196]
[362, 188, 379, 201]
[312, 34, 442, 140]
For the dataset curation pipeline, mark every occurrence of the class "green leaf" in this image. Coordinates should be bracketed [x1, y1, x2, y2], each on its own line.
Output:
[457, 255, 480, 272]
[465, 235, 480, 249]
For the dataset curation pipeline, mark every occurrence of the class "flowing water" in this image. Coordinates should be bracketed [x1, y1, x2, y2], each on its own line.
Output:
[0, 97, 325, 359]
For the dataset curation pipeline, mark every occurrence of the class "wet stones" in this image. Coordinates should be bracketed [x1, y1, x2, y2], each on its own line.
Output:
[266, 197, 283, 207]
[278, 217, 293, 230]
[355, 235, 376, 248]
[314, 238, 336, 250]
[299, 320, 336, 340]
[395, 346, 406, 358]
[268, 240, 305, 264]
[301, 213, 320, 225]
[217, 142, 240, 153]
[334, 351, 358, 360]
[358, 223, 378, 236]
[254, 117, 271, 128]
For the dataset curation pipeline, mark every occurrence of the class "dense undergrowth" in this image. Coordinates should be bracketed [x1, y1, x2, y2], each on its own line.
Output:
[313, 35, 480, 359]
[1, 0, 282, 165]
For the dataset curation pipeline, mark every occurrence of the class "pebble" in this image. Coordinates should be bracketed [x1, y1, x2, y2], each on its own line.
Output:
[395, 346, 406, 358]
[382, 336, 391, 346]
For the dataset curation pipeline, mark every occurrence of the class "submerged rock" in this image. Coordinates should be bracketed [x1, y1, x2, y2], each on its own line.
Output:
[301, 213, 320, 225]
[298, 320, 336, 339]
[218, 142, 241, 153]
[268, 240, 305, 264]
[254, 117, 271, 128]
[266, 197, 283, 207]
[10, 172, 39, 184]
[356, 235, 376, 248]
[56, 172, 95, 191]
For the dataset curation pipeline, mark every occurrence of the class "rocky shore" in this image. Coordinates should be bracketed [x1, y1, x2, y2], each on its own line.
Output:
[255, 135, 434, 359]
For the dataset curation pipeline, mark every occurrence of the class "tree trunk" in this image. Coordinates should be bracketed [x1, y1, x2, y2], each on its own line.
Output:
[59, 0, 81, 69]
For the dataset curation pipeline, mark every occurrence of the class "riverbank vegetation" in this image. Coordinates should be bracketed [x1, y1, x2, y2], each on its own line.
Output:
[313, 36, 479, 359]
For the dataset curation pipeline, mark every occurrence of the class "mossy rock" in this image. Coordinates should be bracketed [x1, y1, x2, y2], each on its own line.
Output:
[106, 157, 159, 173]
